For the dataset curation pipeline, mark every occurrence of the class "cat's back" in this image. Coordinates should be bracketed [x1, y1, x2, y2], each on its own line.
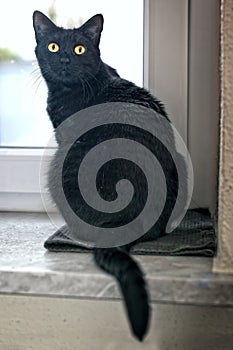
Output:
[95, 74, 168, 119]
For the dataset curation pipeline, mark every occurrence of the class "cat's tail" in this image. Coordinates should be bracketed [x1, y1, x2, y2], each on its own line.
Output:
[94, 247, 150, 341]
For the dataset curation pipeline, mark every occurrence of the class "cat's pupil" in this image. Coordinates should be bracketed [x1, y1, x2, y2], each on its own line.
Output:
[79, 47, 82, 53]
[52, 44, 55, 50]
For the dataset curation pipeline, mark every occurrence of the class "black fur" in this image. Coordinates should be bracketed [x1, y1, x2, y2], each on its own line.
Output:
[94, 247, 150, 341]
[33, 11, 181, 341]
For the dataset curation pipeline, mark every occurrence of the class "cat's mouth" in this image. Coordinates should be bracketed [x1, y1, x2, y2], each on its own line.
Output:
[56, 68, 71, 82]
[61, 68, 68, 76]
[49, 67, 75, 85]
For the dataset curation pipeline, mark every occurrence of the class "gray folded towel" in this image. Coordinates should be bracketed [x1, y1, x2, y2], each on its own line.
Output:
[44, 209, 216, 257]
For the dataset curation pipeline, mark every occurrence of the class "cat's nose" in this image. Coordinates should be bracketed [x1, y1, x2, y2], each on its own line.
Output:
[60, 57, 70, 64]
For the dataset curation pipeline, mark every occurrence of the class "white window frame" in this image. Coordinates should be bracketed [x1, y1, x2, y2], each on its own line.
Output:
[0, 0, 220, 213]
[0, 148, 45, 211]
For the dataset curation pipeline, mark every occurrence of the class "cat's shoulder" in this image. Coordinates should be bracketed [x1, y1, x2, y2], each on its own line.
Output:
[104, 77, 168, 119]
[104, 63, 120, 79]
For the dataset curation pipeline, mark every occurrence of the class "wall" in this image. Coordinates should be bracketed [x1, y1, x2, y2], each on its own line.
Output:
[1, 295, 233, 350]
[214, 0, 233, 273]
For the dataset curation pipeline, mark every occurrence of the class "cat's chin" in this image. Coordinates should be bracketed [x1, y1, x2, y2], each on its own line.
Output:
[61, 70, 68, 79]
[49, 71, 73, 86]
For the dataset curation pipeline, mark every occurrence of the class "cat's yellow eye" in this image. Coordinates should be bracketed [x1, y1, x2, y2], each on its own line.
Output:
[48, 42, 59, 53]
[74, 45, 86, 55]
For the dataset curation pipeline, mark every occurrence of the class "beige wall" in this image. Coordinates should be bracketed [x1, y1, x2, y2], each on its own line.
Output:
[214, 0, 233, 273]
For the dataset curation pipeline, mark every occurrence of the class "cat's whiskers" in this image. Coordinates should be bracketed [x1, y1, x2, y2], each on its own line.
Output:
[27, 67, 42, 87]
[27, 66, 47, 99]
[78, 75, 88, 102]
[27, 72, 39, 84]
[83, 77, 95, 100]
[31, 67, 40, 75]
[77, 73, 94, 102]
[29, 73, 42, 90]
[33, 76, 43, 96]
[81, 71, 100, 101]
[86, 71, 99, 85]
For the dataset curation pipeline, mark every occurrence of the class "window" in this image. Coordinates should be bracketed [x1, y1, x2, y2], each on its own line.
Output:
[144, 0, 219, 212]
[0, 0, 219, 213]
[0, 0, 143, 147]
[0, 0, 143, 210]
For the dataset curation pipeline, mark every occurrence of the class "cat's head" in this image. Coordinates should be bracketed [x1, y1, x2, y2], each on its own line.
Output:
[33, 11, 103, 86]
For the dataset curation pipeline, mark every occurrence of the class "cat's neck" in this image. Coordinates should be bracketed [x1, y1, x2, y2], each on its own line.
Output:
[46, 61, 117, 128]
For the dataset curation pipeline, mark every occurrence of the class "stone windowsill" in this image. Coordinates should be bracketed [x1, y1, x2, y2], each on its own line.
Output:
[0, 212, 233, 306]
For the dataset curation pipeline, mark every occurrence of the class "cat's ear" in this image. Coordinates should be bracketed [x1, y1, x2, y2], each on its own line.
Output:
[79, 14, 103, 46]
[33, 11, 57, 42]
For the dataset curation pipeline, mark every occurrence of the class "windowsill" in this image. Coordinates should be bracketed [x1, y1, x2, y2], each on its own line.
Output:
[0, 212, 233, 306]
[0, 147, 45, 158]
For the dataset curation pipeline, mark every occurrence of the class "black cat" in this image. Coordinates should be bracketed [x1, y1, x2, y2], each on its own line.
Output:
[33, 11, 183, 341]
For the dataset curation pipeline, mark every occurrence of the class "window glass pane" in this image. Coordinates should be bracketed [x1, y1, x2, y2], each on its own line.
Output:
[0, 0, 143, 147]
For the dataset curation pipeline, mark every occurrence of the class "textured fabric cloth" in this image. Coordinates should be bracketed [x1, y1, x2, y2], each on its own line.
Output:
[44, 209, 216, 257]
